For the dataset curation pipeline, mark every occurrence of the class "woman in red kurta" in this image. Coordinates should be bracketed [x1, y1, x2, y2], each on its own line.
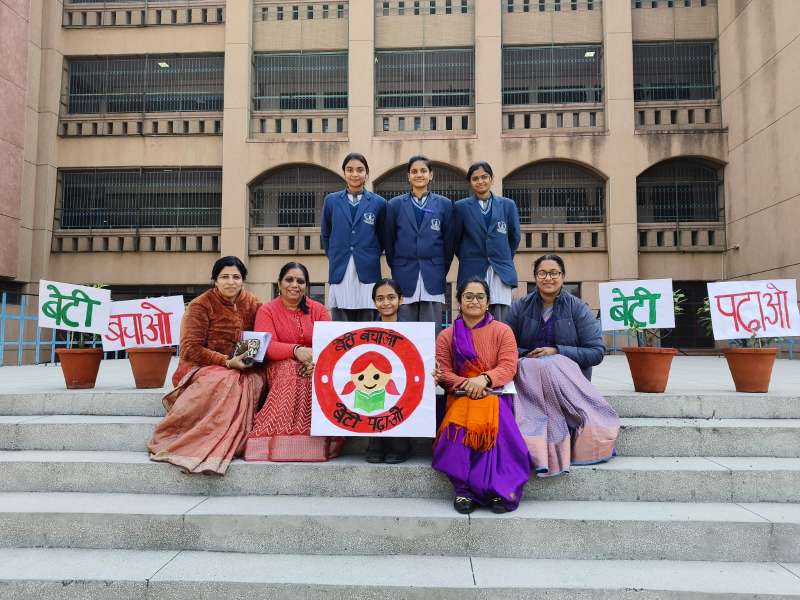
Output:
[148, 256, 265, 475]
[245, 262, 344, 461]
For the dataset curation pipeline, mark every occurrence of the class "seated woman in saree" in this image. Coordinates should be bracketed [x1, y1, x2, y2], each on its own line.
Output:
[432, 277, 530, 514]
[364, 278, 411, 464]
[148, 256, 265, 475]
[504, 254, 620, 478]
[244, 262, 344, 462]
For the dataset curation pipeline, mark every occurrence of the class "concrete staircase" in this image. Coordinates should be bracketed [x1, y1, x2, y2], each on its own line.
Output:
[1, 386, 800, 598]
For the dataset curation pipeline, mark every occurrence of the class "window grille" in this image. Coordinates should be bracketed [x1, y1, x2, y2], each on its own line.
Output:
[253, 52, 348, 111]
[375, 48, 474, 109]
[56, 169, 222, 229]
[503, 161, 605, 224]
[373, 163, 470, 201]
[502, 45, 603, 105]
[65, 55, 224, 114]
[636, 159, 722, 223]
[250, 165, 344, 227]
[633, 41, 716, 101]
[375, 0, 469, 14]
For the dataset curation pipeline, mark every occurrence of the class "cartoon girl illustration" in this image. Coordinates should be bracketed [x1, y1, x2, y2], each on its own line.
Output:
[341, 351, 400, 412]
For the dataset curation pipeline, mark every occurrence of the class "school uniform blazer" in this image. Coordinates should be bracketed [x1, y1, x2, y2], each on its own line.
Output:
[453, 193, 521, 288]
[383, 192, 455, 298]
[320, 189, 387, 285]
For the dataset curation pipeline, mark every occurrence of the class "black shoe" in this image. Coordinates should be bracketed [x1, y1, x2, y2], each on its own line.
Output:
[490, 497, 509, 514]
[454, 496, 476, 514]
[365, 438, 385, 464]
[385, 438, 410, 464]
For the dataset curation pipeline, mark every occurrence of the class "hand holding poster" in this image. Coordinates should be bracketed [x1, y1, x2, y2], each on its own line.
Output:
[599, 279, 675, 331]
[102, 296, 184, 351]
[38, 280, 111, 335]
[707, 279, 800, 340]
[311, 322, 436, 437]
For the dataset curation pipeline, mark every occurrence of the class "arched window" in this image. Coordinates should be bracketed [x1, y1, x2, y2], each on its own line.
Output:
[373, 162, 470, 201]
[249, 165, 344, 227]
[503, 161, 605, 224]
[637, 158, 722, 223]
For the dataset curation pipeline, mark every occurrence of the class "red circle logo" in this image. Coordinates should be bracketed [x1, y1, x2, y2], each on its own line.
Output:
[314, 327, 424, 434]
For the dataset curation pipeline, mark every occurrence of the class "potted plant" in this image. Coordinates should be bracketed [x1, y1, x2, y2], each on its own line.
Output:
[622, 290, 686, 393]
[56, 329, 104, 389]
[697, 299, 780, 393]
[127, 346, 175, 389]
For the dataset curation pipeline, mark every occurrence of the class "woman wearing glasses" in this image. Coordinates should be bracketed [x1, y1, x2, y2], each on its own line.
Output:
[432, 277, 530, 514]
[245, 262, 343, 462]
[505, 254, 619, 478]
[453, 161, 520, 322]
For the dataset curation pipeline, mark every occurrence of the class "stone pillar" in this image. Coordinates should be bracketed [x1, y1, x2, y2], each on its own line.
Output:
[602, 0, 638, 279]
[473, 0, 503, 187]
[347, 0, 375, 166]
[220, 0, 252, 260]
[0, 0, 30, 279]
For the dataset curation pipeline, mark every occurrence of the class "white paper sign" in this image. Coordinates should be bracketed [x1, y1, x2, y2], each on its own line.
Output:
[311, 322, 436, 437]
[707, 279, 800, 340]
[101, 295, 184, 351]
[38, 280, 111, 335]
[599, 279, 675, 331]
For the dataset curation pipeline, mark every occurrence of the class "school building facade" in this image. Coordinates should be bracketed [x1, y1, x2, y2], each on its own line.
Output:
[1, 0, 798, 348]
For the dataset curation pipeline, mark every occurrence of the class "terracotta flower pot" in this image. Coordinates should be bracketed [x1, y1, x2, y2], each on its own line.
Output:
[56, 348, 104, 389]
[722, 347, 778, 393]
[622, 346, 678, 393]
[127, 347, 175, 389]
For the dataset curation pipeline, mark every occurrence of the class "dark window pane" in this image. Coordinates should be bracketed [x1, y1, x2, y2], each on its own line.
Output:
[633, 41, 716, 101]
[253, 52, 348, 111]
[636, 159, 722, 223]
[249, 166, 344, 227]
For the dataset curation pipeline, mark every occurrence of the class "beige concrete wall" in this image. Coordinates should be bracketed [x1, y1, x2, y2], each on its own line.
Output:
[719, 0, 800, 281]
[5, 0, 742, 306]
[0, 0, 29, 279]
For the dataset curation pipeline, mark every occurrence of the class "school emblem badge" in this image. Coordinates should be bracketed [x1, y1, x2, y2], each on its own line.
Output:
[363, 212, 376, 225]
[430, 218, 441, 232]
[497, 220, 508, 234]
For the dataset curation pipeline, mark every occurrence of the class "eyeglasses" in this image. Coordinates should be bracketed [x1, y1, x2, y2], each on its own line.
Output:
[461, 293, 487, 303]
[283, 276, 306, 285]
[535, 270, 563, 280]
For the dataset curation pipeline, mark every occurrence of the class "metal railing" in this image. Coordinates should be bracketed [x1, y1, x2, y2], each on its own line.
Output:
[504, 161, 605, 224]
[56, 168, 222, 230]
[637, 158, 722, 223]
[633, 41, 716, 102]
[375, 48, 474, 110]
[503, 45, 603, 106]
[65, 55, 224, 115]
[253, 52, 348, 112]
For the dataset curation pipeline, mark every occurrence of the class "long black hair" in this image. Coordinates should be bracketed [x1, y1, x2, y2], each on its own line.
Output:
[341, 152, 369, 173]
[278, 261, 311, 314]
[456, 276, 491, 304]
[371, 278, 403, 301]
[466, 161, 494, 181]
[211, 256, 247, 282]
[533, 254, 566, 277]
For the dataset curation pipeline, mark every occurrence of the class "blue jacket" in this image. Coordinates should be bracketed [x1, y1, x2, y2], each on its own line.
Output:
[504, 289, 605, 380]
[453, 193, 521, 288]
[320, 189, 387, 284]
[384, 192, 454, 298]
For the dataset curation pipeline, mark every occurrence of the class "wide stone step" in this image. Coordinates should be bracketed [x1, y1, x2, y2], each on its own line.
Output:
[1, 548, 799, 600]
[2, 416, 800, 457]
[0, 492, 799, 562]
[1, 451, 799, 503]
[3, 391, 799, 419]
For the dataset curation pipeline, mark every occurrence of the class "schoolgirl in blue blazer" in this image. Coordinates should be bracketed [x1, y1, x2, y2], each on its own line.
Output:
[321, 153, 387, 321]
[453, 161, 521, 321]
[384, 155, 454, 331]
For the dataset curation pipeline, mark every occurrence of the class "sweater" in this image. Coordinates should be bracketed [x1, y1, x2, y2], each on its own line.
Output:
[254, 297, 331, 361]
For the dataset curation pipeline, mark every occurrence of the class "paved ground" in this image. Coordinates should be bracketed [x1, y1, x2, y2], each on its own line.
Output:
[0, 354, 798, 395]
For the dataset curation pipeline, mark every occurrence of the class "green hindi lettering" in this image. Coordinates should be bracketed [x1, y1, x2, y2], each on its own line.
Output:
[41, 284, 102, 328]
[609, 286, 662, 328]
